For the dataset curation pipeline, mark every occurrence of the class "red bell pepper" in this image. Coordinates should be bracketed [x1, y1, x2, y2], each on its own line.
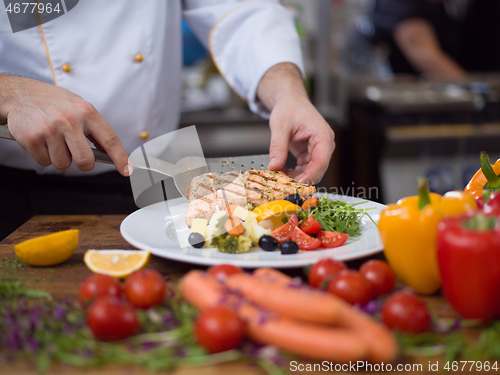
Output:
[437, 212, 500, 322]
[483, 192, 500, 216]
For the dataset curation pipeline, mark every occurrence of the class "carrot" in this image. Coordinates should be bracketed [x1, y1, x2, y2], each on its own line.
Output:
[181, 270, 367, 362]
[239, 302, 368, 363]
[225, 272, 347, 325]
[181, 270, 225, 311]
[335, 304, 398, 363]
[226, 204, 243, 218]
[252, 267, 293, 286]
[224, 217, 245, 236]
[246, 268, 398, 363]
[302, 197, 319, 210]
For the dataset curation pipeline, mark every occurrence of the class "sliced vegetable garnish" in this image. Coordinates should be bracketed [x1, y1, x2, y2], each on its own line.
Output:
[317, 230, 348, 249]
[299, 214, 322, 234]
[291, 227, 322, 251]
[271, 214, 298, 243]
[297, 195, 375, 237]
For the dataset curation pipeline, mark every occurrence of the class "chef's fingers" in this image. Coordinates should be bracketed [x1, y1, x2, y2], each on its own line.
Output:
[295, 137, 335, 185]
[65, 132, 96, 172]
[84, 107, 131, 177]
[46, 133, 73, 170]
[24, 137, 52, 167]
[285, 167, 304, 179]
[268, 124, 291, 171]
[86, 134, 104, 150]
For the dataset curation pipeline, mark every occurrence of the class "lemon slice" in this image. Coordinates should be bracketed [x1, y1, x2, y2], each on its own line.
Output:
[15, 229, 79, 266]
[252, 200, 301, 230]
[84, 249, 150, 278]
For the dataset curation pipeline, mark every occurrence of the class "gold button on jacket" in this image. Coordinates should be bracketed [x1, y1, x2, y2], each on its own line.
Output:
[140, 131, 149, 140]
[62, 64, 71, 73]
[134, 54, 144, 63]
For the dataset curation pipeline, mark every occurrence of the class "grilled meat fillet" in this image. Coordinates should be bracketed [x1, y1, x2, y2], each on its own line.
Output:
[185, 170, 316, 226]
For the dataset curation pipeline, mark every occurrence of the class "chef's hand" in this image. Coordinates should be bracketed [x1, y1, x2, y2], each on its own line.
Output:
[0, 75, 131, 176]
[257, 63, 335, 185]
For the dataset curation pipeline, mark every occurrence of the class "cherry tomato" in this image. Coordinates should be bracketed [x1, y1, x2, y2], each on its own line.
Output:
[195, 306, 245, 353]
[78, 273, 122, 306]
[381, 291, 431, 333]
[317, 230, 348, 248]
[308, 258, 347, 288]
[299, 214, 322, 234]
[208, 264, 244, 282]
[87, 296, 139, 341]
[327, 270, 373, 306]
[271, 214, 298, 243]
[291, 227, 321, 250]
[124, 269, 166, 309]
[359, 260, 396, 298]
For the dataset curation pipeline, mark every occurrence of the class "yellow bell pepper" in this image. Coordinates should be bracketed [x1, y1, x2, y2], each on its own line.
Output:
[379, 178, 476, 295]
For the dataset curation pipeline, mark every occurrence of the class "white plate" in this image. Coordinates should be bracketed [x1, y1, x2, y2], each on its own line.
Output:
[120, 194, 386, 269]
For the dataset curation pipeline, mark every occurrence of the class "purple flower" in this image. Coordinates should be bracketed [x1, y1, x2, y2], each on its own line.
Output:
[26, 338, 39, 354]
[54, 305, 65, 320]
[452, 319, 462, 330]
[361, 300, 382, 315]
[30, 311, 40, 330]
[141, 342, 157, 351]
[7, 331, 21, 351]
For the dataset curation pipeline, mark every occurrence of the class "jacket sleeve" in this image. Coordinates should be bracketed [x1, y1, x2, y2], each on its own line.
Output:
[182, 0, 304, 117]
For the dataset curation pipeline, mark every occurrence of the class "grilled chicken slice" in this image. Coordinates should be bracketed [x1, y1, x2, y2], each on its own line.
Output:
[185, 170, 315, 227]
[242, 170, 316, 206]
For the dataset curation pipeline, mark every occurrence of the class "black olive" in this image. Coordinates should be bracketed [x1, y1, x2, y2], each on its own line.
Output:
[284, 193, 304, 207]
[280, 240, 299, 254]
[188, 232, 205, 248]
[258, 235, 278, 251]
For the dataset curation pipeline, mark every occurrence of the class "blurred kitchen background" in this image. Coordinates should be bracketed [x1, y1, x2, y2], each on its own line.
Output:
[179, 0, 500, 205]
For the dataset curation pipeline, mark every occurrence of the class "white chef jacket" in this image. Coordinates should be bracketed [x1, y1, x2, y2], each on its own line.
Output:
[0, 0, 304, 176]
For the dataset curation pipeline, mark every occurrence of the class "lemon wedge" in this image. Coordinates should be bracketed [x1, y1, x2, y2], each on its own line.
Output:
[15, 229, 79, 266]
[84, 249, 150, 278]
[252, 200, 301, 230]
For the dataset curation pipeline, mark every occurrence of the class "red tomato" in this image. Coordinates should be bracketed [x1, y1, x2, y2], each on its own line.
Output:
[299, 215, 322, 234]
[271, 214, 298, 243]
[208, 264, 244, 282]
[291, 227, 322, 250]
[317, 231, 348, 248]
[381, 291, 431, 333]
[327, 270, 373, 306]
[78, 274, 122, 306]
[195, 306, 245, 353]
[87, 296, 139, 341]
[308, 258, 347, 288]
[359, 260, 396, 298]
[124, 269, 167, 309]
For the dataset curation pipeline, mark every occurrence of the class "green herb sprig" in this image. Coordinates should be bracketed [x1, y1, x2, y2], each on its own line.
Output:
[297, 195, 376, 237]
[396, 320, 500, 362]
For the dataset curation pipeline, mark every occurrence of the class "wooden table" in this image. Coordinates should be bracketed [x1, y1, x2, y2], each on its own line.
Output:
[0, 215, 487, 374]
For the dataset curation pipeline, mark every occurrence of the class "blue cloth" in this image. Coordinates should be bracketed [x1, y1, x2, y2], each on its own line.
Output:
[182, 19, 208, 66]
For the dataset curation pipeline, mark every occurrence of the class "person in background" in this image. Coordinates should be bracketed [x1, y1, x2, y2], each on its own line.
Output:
[0, 1, 335, 240]
[354, 0, 500, 79]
